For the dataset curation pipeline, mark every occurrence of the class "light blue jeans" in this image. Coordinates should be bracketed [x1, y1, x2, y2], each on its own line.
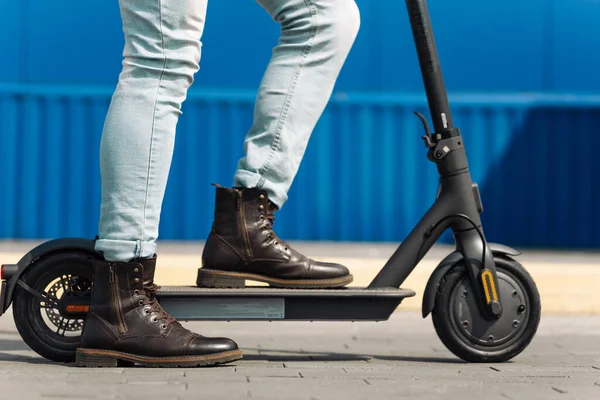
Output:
[96, 0, 360, 262]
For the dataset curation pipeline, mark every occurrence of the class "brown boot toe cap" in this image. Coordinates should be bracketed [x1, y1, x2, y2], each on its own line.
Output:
[309, 261, 351, 279]
[188, 336, 239, 355]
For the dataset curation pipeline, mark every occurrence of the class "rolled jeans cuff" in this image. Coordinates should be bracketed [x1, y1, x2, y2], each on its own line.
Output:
[233, 169, 288, 209]
[94, 238, 157, 262]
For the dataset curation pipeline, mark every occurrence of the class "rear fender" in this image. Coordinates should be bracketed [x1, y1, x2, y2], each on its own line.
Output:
[1, 238, 98, 315]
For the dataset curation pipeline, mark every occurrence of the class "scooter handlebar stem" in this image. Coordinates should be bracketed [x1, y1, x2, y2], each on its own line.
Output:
[406, 0, 454, 134]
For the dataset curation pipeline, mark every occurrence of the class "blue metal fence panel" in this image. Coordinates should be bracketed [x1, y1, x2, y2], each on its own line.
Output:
[1, 85, 599, 249]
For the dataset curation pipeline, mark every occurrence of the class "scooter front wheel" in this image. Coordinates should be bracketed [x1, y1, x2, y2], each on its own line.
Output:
[12, 251, 95, 362]
[432, 256, 541, 362]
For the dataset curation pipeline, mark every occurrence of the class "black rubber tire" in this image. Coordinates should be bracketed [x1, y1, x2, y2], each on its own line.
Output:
[12, 251, 96, 363]
[432, 256, 541, 363]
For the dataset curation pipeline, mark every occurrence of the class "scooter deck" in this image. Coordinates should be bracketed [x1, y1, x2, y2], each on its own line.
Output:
[155, 286, 416, 321]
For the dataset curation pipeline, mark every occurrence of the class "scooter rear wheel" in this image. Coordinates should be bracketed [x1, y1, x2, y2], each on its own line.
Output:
[432, 256, 541, 362]
[12, 251, 94, 362]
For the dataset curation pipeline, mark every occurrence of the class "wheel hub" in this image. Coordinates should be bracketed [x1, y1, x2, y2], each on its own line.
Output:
[451, 270, 529, 349]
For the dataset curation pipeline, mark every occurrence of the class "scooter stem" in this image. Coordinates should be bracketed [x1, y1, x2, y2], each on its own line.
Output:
[406, 0, 454, 133]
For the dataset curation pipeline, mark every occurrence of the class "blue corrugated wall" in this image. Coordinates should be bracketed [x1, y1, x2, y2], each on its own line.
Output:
[2, 87, 599, 248]
[1, 1, 599, 248]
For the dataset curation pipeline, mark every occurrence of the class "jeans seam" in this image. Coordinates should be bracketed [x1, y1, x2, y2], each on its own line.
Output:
[141, 0, 168, 245]
[256, 0, 319, 186]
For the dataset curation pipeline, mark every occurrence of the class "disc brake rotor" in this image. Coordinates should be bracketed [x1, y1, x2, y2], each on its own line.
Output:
[40, 274, 91, 335]
[44, 280, 84, 332]
[450, 269, 530, 350]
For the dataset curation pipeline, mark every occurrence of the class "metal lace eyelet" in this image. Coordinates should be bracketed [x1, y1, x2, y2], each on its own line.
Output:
[160, 324, 167, 330]
[138, 300, 144, 306]
[151, 316, 158, 323]
[259, 194, 265, 200]
[144, 309, 150, 315]
[134, 289, 139, 296]
[259, 204, 264, 210]
[260, 215, 264, 220]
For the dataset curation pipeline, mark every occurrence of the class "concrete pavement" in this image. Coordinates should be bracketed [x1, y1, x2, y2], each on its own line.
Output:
[0, 310, 599, 400]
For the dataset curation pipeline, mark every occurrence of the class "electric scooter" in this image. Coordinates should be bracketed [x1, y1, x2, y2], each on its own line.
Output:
[0, 0, 541, 364]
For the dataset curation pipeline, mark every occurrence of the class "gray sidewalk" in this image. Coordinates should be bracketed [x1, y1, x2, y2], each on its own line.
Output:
[1, 310, 599, 400]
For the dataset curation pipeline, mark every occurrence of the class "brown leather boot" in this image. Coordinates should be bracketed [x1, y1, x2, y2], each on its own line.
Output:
[77, 257, 242, 367]
[198, 186, 353, 288]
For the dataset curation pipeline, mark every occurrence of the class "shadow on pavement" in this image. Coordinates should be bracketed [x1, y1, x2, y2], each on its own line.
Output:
[0, 351, 56, 365]
[0, 343, 467, 367]
[242, 348, 466, 364]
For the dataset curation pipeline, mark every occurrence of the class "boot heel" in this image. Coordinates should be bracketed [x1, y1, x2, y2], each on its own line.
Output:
[197, 270, 246, 288]
[76, 349, 133, 368]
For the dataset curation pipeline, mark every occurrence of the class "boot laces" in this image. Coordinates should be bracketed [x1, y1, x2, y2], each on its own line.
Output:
[142, 283, 177, 327]
[264, 202, 290, 251]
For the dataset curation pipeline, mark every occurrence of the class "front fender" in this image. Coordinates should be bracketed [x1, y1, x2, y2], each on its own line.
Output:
[421, 243, 521, 318]
[1, 238, 98, 315]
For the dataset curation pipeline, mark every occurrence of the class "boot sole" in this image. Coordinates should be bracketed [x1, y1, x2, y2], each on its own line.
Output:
[76, 348, 243, 368]
[197, 269, 353, 289]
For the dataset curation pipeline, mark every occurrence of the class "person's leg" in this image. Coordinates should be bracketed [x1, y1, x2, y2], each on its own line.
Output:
[198, 0, 360, 289]
[95, 0, 207, 262]
[79, 0, 241, 368]
[235, 0, 360, 208]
